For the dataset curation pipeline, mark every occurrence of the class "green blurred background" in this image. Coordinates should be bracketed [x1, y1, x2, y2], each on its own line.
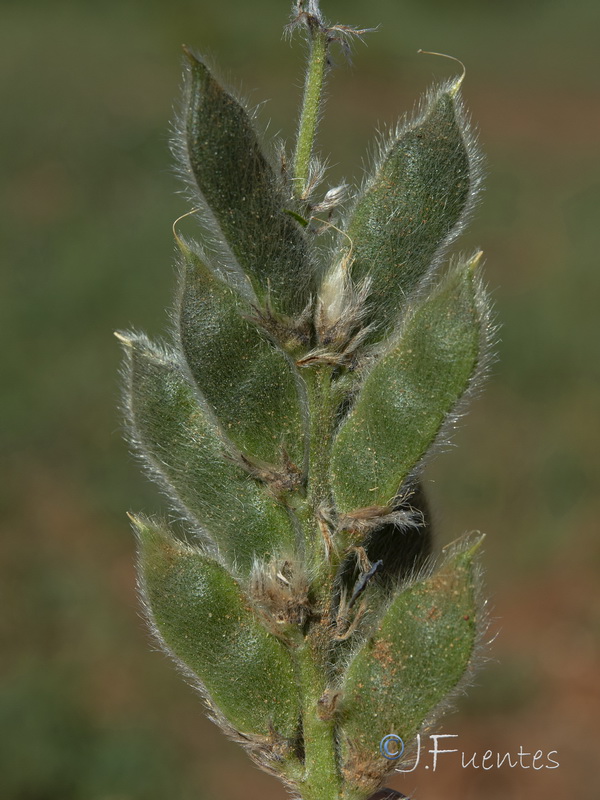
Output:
[2, 0, 599, 798]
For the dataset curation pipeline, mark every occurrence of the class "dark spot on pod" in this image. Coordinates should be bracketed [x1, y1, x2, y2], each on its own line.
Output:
[367, 790, 408, 800]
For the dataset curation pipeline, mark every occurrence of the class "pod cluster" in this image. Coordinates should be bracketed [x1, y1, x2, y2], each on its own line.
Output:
[119, 46, 490, 800]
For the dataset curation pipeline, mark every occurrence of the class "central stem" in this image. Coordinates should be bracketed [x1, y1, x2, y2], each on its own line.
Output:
[301, 365, 337, 581]
[306, 365, 335, 508]
[297, 637, 341, 800]
[293, 13, 329, 198]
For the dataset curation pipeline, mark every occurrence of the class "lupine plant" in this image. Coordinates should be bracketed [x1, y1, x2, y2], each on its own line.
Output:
[117, 2, 491, 798]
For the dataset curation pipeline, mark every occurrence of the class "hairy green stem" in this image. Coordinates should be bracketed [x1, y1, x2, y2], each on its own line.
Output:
[305, 366, 335, 510]
[293, 18, 329, 198]
[298, 366, 337, 581]
[297, 638, 340, 800]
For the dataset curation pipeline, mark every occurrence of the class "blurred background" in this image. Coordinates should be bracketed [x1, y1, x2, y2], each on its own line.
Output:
[1, 0, 599, 798]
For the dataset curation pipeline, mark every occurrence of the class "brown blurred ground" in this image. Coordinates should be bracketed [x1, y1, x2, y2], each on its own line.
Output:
[1, 1, 599, 798]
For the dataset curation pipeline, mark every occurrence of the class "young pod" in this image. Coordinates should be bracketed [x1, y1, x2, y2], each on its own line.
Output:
[119, 333, 296, 574]
[134, 517, 302, 747]
[180, 50, 314, 316]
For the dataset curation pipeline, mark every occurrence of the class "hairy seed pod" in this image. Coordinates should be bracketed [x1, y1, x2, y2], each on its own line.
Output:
[177, 240, 307, 472]
[338, 535, 483, 796]
[331, 253, 486, 514]
[119, 333, 296, 574]
[134, 516, 301, 742]
[336, 78, 481, 344]
[180, 49, 314, 316]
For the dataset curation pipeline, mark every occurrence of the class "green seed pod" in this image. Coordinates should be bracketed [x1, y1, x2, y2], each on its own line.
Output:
[331, 253, 485, 514]
[118, 333, 295, 573]
[134, 516, 302, 743]
[334, 80, 480, 343]
[338, 535, 483, 796]
[177, 240, 306, 472]
[179, 49, 313, 316]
